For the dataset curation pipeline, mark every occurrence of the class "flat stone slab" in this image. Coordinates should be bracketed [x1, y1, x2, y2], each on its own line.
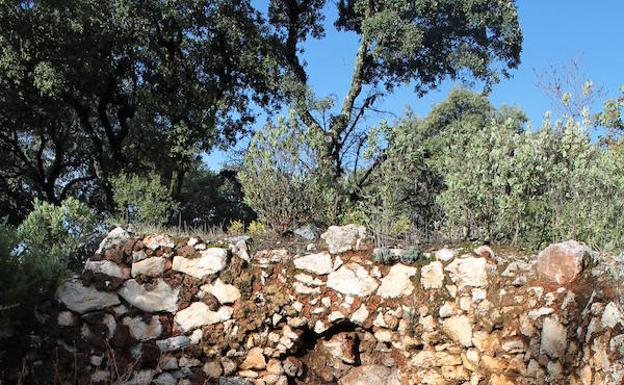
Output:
[293, 251, 334, 275]
[118, 279, 179, 313]
[56, 279, 120, 313]
[172, 248, 228, 279]
[174, 303, 233, 332]
[536, 240, 590, 285]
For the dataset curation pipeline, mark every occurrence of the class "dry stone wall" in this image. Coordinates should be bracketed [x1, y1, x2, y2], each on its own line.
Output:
[34, 226, 624, 385]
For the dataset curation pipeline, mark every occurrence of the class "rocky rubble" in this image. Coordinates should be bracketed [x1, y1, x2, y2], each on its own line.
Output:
[28, 227, 624, 384]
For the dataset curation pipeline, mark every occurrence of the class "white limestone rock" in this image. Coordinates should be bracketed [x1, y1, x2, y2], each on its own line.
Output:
[57, 311, 75, 327]
[96, 227, 129, 255]
[174, 303, 233, 332]
[327, 263, 378, 297]
[421, 261, 444, 289]
[442, 315, 473, 347]
[540, 317, 567, 358]
[320, 224, 367, 254]
[172, 248, 228, 279]
[56, 279, 120, 313]
[444, 257, 489, 288]
[201, 278, 241, 304]
[435, 247, 456, 262]
[293, 251, 333, 275]
[85, 260, 128, 279]
[123, 315, 162, 341]
[377, 264, 417, 298]
[118, 279, 179, 313]
[131, 257, 166, 278]
[350, 305, 369, 325]
[602, 302, 623, 329]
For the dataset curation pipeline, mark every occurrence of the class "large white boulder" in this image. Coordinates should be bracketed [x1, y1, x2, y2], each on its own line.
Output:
[293, 251, 334, 275]
[321, 225, 367, 254]
[377, 264, 417, 298]
[327, 263, 378, 297]
[172, 248, 228, 279]
[118, 279, 179, 313]
[445, 257, 489, 288]
[56, 279, 120, 313]
[174, 303, 233, 332]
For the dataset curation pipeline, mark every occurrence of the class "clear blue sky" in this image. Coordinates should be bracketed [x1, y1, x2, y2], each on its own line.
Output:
[205, 0, 624, 169]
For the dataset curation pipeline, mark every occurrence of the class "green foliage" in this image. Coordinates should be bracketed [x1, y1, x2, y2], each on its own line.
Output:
[1, 198, 96, 338]
[111, 173, 178, 225]
[227, 220, 245, 236]
[248, 220, 267, 237]
[178, 166, 256, 229]
[238, 113, 336, 231]
[373, 246, 426, 265]
[596, 85, 624, 133]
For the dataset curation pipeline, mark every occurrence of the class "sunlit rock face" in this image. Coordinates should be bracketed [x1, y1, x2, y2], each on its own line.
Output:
[30, 227, 624, 384]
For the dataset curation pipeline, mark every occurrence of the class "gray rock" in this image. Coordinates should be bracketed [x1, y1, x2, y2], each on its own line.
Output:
[294, 224, 320, 241]
[320, 224, 367, 254]
[96, 227, 129, 255]
[219, 377, 253, 385]
[56, 279, 120, 313]
[131, 256, 166, 278]
[123, 315, 162, 341]
[118, 279, 179, 313]
[172, 248, 228, 279]
[85, 260, 128, 279]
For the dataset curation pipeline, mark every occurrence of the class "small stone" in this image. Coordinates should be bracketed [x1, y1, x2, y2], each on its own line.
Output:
[327, 263, 378, 297]
[602, 302, 623, 329]
[320, 224, 367, 254]
[203, 361, 223, 379]
[435, 247, 456, 262]
[350, 305, 369, 325]
[540, 317, 567, 358]
[474, 245, 495, 259]
[174, 303, 233, 332]
[201, 278, 241, 304]
[123, 315, 162, 341]
[536, 240, 591, 285]
[294, 224, 319, 241]
[339, 365, 401, 385]
[131, 257, 166, 278]
[293, 252, 334, 275]
[57, 311, 75, 327]
[443, 315, 473, 347]
[421, 261, 444, 289]
[118, 279, 179, 313]
[377, 263, 416, 298]
[172, 248, 228, 279]
[56, 279, 120, 313]
[240, 347, 266, 370]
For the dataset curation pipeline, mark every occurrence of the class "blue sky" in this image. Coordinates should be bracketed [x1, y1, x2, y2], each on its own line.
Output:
[205, 0, 624, 169]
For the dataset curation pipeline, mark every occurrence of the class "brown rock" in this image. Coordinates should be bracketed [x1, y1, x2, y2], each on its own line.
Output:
[339, 365, 401, 385]
[239, 347, 266, 370]
[536, 240, 591, 285]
